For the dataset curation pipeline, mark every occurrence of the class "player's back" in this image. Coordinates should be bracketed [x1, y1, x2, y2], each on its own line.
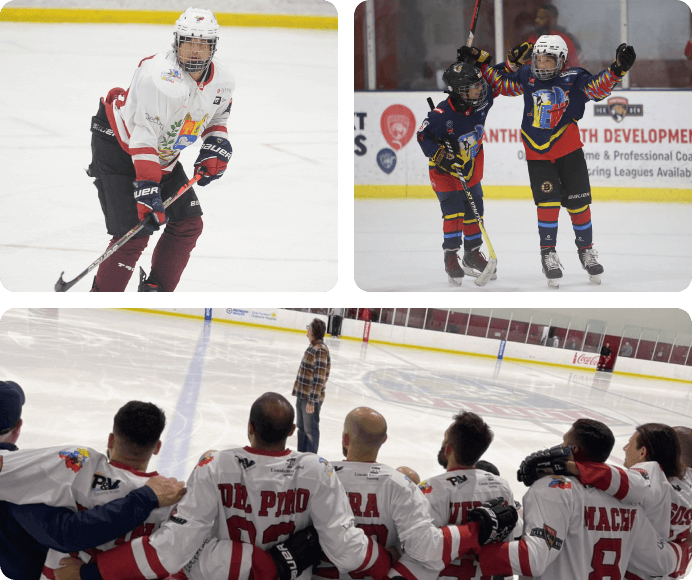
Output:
[422, 468, 514, 580]
[40, 460, 174, 578]
[520, 475, 676, 580]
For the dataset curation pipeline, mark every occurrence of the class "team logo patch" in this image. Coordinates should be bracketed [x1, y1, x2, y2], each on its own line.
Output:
[541, 181, 554, 194]
[59, 448, 90, 473]
[196, 450, 215, 468]
[530, 525, 563, 550]
[531, 87, 568, 130]
[457, 124, 484, 164]
[419, 481, 433, 494]
[631, 467, 650, 481]
[319, 457, 333, 477]
[161, 69, 182, 83]
[377, 148, 397, 174]
[548, 476, 572, 490]
[236, 456, 255, 470]
[593, 97, 643, 123]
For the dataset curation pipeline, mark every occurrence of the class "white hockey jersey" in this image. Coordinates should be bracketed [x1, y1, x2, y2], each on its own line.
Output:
[477, 474, 689, 580]
[95, 447, 393, 580]
[416, 468, 517, 580]
[668, 468, 692, 579]
[314, 461, 445, 580]
[104, 50, 234, 182]
[39, 459, 175, 580]
[576, 461, 692, 580]
[0, 445, 106, 508]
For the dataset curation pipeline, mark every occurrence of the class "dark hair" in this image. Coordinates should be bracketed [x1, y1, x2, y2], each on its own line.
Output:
[448, 412, 493, 466]
[113, 401, 166, 450]
[571, 418, 614, 462]
[635, 423, 682, 479]
[250, 392, 295, 445]
[541, 4, 559, 19]
[310, 319, 326, 341]
[475, 460, 500, 476]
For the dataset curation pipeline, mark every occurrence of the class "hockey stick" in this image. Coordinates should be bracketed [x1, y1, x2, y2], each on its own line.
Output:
[466, 0, 483, 49]
[54, 172, 203, 292]
[426, 97, 497, 287]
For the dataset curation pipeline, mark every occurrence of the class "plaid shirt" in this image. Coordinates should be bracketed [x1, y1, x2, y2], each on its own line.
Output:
[292, 339, 330, 403]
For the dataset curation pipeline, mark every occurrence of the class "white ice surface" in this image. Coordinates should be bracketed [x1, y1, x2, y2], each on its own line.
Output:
[355, 199, 692, 292]
[2, 308, 692, 507]
[0, 23, 337, 292]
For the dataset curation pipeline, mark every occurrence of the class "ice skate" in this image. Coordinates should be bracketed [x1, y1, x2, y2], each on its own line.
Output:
[578, 247, 604, 285]
[462, 247, 497, 280]
[540, 247, 563, 289]
[444, 250, 465, 285]
[138, 267, 159, 292]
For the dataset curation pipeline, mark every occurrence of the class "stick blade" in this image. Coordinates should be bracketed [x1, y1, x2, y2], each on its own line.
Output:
[474, 258, 498, 287]
[54, 272, 77, 292]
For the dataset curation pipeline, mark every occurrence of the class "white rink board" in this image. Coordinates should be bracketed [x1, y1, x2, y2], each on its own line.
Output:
[355, 89, 692, 192]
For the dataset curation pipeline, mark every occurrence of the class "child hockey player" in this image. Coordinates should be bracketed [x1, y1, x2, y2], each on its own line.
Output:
[460, 37, 635, 288]
[417, 61, 500, 286]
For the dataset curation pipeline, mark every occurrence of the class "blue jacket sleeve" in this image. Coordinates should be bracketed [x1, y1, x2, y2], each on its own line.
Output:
[7, 485, 158, 553]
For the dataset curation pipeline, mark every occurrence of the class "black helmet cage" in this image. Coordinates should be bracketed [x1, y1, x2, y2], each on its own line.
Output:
[443, 64, 488, 109]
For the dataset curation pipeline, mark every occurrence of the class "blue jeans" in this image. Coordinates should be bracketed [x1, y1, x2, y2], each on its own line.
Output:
[295, 396, 320, 453]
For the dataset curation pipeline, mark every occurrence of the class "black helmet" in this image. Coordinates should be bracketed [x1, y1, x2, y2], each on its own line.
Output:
[442, 61, 488, 111]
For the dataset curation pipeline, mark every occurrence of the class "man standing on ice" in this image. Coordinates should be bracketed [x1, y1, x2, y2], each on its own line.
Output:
[87, 8, 234, 291]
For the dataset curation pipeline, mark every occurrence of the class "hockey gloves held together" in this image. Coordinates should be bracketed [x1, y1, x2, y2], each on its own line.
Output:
[194, 137, 232, 186]
[457, 46, 492, 67]
[267, 525, 323, 580]
[611, 43, 636, 76]
[517, 445, 573, 487]
[134, 180, 167, 232]
[467, 497, 518, 545]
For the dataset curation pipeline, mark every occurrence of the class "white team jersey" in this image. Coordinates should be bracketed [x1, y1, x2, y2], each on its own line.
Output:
[105, 50, 234, 181]
[39, 460, 174, 579]
[95, 447, 391, 580]
[418, 468, 516, 580]
[478, 474, 688, 580]
[314, 461, 444, 580]
[0, 445, 106, 507]
[668, 468, 692, 579]
[577, 461, 691, 580]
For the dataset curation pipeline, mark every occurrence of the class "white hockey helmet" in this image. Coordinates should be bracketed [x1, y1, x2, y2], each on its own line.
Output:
[531, 34, 568, 81]
[173, 8, 219, 73]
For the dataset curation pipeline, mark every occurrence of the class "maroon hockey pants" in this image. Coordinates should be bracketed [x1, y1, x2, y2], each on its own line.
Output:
[93, 216, 203, 292]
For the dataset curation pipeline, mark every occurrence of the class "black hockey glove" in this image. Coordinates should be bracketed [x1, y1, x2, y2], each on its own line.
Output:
[194, 137, 232, 186]
[457, 46, 492, 67]
[611, 43, 636, 76]
[432, 138, 463, 175]
[134, 180, 167, 232]
[517, 445, 573, 487]
[507, 42, 533, 68]
[268, 526, 323, 580]
[467, 497, 518, 545]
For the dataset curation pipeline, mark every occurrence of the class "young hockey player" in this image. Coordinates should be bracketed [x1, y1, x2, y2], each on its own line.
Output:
[416, 61, 500, 286]
[88, 8, 234, 291]
[461, 36, 636, 288]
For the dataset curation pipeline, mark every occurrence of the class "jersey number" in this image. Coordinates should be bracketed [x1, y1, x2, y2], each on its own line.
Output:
[349, 524, 389, 579]
[226, 516, 297, 545]
[588, 538, 622, 580]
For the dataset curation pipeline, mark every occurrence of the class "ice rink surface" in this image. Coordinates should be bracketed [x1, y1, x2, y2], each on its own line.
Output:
[355, 199, 692, 292]
[3, 308, 692, 507]
[0, 23, 336, 291]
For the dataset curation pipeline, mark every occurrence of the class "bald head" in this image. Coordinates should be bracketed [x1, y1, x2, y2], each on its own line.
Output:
[674, 426, 692, 469]
[343, 407, 387, 461]
[249, 392, 295, 449]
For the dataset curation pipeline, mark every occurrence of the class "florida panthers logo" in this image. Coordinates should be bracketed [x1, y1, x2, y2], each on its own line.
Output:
[532, 87, 568, 130]
[59, 448, 90, 473]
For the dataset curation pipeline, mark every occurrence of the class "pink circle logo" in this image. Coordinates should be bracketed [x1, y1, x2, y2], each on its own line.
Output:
[380, 104, 416, 150]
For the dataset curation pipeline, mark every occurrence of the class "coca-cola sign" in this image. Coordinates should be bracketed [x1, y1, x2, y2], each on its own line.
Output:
[572, 352, 599, 367]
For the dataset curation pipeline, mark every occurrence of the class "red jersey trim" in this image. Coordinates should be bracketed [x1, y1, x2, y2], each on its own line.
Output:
[142, 536, 169, 577]
[108, 459, 159, 478]
[201, 124, 228, 139]
[243, 446, 292, 457]
[198, 62, 215, 89]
